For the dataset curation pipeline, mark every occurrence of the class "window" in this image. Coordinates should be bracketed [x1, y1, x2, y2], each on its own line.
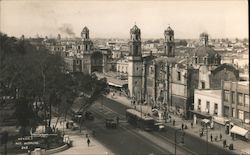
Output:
[224, 91, 230, 102]
[238, 93, 244, 105]
[214, 103, 218, 115]
[245, 112, 250, 122]
[201, 81, 205, 89]
[195, 57, 198, 64]
[177, 72, 181, 81]
[203, 57, 207, 64]
[244, 95, 249, 107]
[232, 92, 235, 104]
[198, 99, 201, 111]
[206, 101, 210, 113]
[224, 106, 229, 117]
[150, 67, 154, 74]
[238, 110, 244, 120]
[232, 108, 235, 117]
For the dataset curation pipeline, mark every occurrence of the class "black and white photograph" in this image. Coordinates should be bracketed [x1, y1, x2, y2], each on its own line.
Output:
[0, 0, 249, 154]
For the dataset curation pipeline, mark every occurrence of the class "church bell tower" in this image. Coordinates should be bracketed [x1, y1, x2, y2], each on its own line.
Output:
[128, 25, 143, 101]
[164, 26, 175, 57]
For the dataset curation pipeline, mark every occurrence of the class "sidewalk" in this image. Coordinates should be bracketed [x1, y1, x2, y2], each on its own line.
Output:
[106, 92, 250, 155]
[45, 117, 113, 155]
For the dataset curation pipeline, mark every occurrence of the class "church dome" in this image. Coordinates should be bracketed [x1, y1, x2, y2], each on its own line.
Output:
[130, 25, 141, 34]
[193, 46, 217, 57]
[200, 32, 208, 38]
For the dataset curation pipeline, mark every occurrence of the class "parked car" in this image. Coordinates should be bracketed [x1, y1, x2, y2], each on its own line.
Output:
[105, 118, 117, 128]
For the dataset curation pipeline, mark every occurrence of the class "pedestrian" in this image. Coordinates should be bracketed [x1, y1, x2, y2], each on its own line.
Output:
[185, 124, 188, 129]
[116, 116, 119, 125]
[87, 138, 90, 147]
[215, 135, 218, 141]
[219, 133, 222, 141]
[223, 139, 226, 148]
[66, 122, 69, 129]
[232, 133, 235, 140]
[210, 134, 213, 142]
[173, 119, 175, 126]
[52, 125, 55, 133]
[181, 123, 184, 130]
[191, 122, 193, 128]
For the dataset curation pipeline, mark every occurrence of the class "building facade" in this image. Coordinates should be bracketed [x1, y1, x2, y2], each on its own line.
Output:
[128, 26, 239, 119]
[222, 81, 250, 129]
[44, 26, 112, 74]
[193, 89, 222, 120]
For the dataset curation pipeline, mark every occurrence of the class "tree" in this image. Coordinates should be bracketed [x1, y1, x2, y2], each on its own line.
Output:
[1, 33, 108, 135]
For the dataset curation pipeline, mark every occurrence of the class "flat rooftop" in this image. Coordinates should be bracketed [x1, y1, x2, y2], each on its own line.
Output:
[195, 89, 222, 98]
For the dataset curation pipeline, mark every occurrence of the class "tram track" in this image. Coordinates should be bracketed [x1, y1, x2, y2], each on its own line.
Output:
[89, 102, 194, 155]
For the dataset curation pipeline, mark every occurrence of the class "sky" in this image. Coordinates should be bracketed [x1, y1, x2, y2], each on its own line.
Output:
[0, 0, 248, 39]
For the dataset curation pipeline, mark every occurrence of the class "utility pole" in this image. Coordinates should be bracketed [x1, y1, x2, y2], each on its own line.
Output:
[175, 128, 181, 155]
[206, 124, 208, 155]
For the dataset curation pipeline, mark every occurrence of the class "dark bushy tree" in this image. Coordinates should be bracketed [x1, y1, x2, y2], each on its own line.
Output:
[1, 33, 108, 135]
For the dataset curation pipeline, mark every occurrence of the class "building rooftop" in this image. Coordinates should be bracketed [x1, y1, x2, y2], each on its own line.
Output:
[195, 89, 222, 98]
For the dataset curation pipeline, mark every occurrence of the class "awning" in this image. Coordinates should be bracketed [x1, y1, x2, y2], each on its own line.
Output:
[190, 110, 212, 119]
[213, 116, 230, 125]
[108, 82, 122, 88]
[202, 119, 210, 124]
[230, 125, 248, 136]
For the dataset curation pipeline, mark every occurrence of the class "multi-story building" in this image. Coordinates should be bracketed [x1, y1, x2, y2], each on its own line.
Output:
[193, 89, 222, 122]
[222, 81, 249, 129]
[116, 58, 128, 74]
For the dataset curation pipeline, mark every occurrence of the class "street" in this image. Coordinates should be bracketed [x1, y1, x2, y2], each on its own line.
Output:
[84, 103, 173, 154]
[82, 96, 236, 155]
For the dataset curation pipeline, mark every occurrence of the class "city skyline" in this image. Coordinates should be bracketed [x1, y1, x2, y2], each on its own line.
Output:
[0, 0, 248, 39]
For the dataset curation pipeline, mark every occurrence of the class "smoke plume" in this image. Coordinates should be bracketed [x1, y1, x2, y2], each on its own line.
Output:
[58, 24, 76, 37]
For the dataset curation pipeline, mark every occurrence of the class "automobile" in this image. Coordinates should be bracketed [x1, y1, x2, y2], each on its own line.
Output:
[154, 122, 165, 131]
[85, 111, 94, 120]
[105, 118, 117, 128]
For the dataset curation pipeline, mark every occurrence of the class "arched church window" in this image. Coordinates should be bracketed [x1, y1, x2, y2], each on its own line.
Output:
[195, 57, 198, 64]
[201, 81, 205, 89]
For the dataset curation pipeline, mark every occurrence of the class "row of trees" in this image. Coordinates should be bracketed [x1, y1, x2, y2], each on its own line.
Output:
[0, 33, 107, 136]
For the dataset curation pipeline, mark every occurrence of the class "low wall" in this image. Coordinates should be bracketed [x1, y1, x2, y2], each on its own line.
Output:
[30, 143, 69, 155]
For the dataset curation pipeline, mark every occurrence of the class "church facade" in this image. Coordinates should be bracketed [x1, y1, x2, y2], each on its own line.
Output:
[127, 25, 239, 118]
[45, 26, 111, 74]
